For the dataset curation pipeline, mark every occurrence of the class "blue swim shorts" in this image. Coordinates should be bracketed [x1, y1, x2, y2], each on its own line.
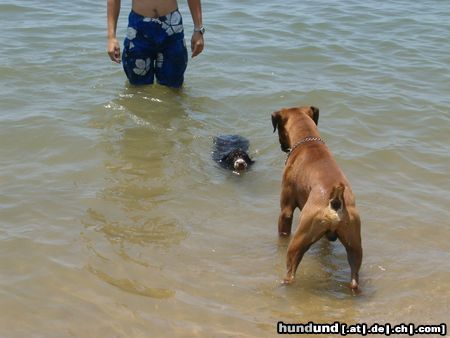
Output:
[122, 9, 188, 88]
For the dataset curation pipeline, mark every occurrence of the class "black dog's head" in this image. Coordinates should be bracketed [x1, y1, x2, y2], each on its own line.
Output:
[220, 149, 254, 171]
[212, 135, 255, 172]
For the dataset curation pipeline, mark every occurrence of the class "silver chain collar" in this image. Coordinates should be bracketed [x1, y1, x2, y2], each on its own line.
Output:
[285, 136, 325, 165]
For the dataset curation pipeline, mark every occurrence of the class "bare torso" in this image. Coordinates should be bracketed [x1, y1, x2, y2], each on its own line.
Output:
[132, 0, 179, 17]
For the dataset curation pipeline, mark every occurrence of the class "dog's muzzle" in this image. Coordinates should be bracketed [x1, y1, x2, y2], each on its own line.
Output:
[233, 159, 248, 171]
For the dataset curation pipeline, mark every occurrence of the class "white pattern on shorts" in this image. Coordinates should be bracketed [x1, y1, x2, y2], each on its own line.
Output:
[161, 11, 183, 36]
[133, 58, 151, 76]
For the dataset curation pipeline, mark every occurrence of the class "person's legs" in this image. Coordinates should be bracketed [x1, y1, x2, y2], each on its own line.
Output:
[155, 10, 188, 88]
[122, 11, 156, 85]
[155, 37, 188, 88]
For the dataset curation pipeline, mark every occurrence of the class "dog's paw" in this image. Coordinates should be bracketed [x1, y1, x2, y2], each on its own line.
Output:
[351, 287, 361, 296]
[350, 279, 361, 295]
[281, 276, 294, 285]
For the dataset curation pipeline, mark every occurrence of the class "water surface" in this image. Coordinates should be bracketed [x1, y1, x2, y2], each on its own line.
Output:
[0, 0, 449, 336]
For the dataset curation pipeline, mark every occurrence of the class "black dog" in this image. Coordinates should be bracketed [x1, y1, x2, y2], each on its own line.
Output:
[212, 135, 255, 171]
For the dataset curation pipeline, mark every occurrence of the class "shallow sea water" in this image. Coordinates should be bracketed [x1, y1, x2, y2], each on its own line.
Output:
[0, 0, 449, 336]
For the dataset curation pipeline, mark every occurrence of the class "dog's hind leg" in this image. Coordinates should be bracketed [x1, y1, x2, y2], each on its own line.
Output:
[337, 210, 362, 290]
[283, 209, 327, 283]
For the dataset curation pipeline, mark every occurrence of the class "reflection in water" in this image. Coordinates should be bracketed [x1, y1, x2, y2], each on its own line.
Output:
[83, 85, 199, 289]
[86, 85, 194, 242]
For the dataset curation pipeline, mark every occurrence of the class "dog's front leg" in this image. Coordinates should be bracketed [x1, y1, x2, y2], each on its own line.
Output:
[278, 189, 296, 236]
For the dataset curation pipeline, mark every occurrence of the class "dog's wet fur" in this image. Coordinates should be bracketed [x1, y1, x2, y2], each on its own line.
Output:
[212, 135, 254, 171]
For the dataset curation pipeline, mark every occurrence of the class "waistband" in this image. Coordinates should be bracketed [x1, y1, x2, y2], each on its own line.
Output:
[130, 8, 181, 23]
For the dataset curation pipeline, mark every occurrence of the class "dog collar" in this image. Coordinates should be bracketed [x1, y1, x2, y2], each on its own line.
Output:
[285, 136, 325, 165]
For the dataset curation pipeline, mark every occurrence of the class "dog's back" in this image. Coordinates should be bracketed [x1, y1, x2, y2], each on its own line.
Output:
[291, 157, 357, 241]
[212, 135, 250, 160]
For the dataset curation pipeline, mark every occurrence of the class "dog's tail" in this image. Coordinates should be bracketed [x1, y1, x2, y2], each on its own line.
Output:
[324, 183, 346, 241]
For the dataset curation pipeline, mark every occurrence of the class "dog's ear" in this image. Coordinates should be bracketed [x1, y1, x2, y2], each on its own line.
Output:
[310, 106, 319, 125]
[271, 110, 281, 133]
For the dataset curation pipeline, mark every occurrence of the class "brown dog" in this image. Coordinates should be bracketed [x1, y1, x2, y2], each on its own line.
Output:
[272, 106, 362, 290]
